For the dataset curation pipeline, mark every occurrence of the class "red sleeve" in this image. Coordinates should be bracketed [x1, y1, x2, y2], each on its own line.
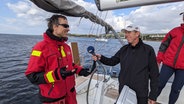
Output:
[73, 64, 83, 74]
[25, 43, 45, 75]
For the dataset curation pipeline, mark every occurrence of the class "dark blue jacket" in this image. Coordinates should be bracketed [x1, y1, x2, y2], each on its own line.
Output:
[100, 39, 159, 101]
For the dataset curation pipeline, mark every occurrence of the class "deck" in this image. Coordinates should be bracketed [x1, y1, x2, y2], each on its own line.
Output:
[76, 74, 184, 104]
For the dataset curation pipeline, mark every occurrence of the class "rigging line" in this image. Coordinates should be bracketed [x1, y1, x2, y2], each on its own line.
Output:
[94, 11, 109, 41]
[91, 22, 97, 36]
[96, 12, 102, 36]
[77, 17, 83, 27]
[111, 29, 125, 45]
[95, 44, 106, 52]
[99, 11, 109, 37]
[88, 10, 99, 35]
[88, 22, 95, 35]
[90, 10, 99, 35]
[87, 10, 99, 47]
[94, 11, 109, 54]
[94, 11, 109, 52]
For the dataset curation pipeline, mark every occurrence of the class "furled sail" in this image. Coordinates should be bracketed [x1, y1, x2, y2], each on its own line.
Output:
[30, 0, 124, 44]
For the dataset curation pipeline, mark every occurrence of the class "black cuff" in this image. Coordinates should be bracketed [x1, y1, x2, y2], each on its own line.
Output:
[26, 72, 47, 85]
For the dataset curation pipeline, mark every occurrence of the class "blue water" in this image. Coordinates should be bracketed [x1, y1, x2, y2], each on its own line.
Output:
[0, 34, 161, 104]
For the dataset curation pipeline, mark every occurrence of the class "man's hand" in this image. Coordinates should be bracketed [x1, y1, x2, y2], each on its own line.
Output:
[78, 68, 91, 77]
[60, 67, 76, 79]
[92, 54, 101, 61]
[148, 99, 156, 104]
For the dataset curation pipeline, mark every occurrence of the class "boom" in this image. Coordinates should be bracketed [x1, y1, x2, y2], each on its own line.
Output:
[95, 0, 184, 11]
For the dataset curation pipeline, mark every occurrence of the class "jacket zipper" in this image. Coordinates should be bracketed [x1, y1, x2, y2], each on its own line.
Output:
[48, 83, 54, 95]
[47, 46, 61, 95]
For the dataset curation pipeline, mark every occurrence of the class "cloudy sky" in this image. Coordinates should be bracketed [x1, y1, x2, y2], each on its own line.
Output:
[0, 0, 184, 35]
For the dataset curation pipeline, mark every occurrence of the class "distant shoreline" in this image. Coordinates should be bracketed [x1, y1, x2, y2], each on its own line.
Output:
[69, 33, 164, 41]
[0, 33, 164, 41]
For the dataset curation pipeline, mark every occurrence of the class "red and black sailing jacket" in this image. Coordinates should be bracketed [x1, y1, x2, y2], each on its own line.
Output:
[157, 24, 184, 69]
[25, 33, 82, 102]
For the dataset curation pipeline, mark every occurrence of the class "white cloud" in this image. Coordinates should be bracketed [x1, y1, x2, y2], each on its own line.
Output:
[0, 24, 22, 32]
[7, 1, 29, 14]
[2, 0, 184, 35]
[7, 0, 51, 24]
[5, 18, 17, 24]
[122, 2, 184, 33]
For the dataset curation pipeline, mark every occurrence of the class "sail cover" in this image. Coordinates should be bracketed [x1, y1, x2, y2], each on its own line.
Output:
[30, 0, 113, 33]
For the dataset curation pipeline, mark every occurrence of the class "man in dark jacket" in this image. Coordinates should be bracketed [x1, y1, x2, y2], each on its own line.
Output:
[92, 25, 159, 104]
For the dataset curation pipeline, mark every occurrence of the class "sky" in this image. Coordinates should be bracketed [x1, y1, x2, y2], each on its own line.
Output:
[0, 0, 184, 35]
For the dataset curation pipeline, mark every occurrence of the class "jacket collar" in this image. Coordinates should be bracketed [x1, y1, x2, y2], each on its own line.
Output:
[128, 38, 143, 48]
[43, 30, 68, 46]
[46, 29, 68, 42]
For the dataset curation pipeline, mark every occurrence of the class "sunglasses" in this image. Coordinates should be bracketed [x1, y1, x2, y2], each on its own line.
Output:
[57, 24, 69, 28]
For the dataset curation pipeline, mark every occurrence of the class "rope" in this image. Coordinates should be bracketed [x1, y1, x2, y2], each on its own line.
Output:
[89, 10, 99, 35]
[83, 9, 124, 104]
[96, 12, 102, 36]
[86, 64, 107, 104]
[99, 11, 108, 38]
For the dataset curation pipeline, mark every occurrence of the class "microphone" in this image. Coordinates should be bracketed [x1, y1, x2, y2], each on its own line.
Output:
[87, 46, 95, 56]
[87, 46, 102, 65]
[87, 46, 107, 79]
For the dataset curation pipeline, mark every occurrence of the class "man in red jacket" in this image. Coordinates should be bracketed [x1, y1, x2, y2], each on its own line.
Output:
[25, 14, 91, 104]
[157, 12, 184, 104]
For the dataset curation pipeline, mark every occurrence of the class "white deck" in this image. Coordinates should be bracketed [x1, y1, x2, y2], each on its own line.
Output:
[76, 75, 118, 104]
[76, 74, 184, 104]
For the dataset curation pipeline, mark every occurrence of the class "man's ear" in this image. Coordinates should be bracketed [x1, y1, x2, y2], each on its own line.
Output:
[52, 24, 58, 32]
[53, 24, 57, 29]
[136, 31, 140, 37]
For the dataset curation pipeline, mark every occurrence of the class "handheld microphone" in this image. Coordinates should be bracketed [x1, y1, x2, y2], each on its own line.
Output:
[87, 46, 107, 80]
[87, 46, 102, 64]
[87, 46, 95, 56]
